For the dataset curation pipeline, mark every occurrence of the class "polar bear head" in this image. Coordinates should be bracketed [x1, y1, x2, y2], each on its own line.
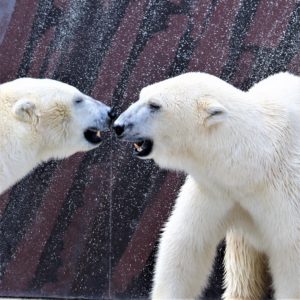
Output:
[3, 78, 113, 161]
[113, 73, 243, 171]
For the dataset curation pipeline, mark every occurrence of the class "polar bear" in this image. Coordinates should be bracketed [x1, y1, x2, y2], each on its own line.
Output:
[114, 72, 300, 299]
[0, 77, 113, 194]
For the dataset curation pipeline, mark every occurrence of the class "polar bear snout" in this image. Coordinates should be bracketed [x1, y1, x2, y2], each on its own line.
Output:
[113, 121, 154, 158]
[97, 105, 116, 127]
[108, 106, 118, 122]
[91, 100, 112, 127]
[112, 122, 135, 140]
[113, 124, 125, 137]
[113, 101, 159, 158]
[82, 100, 113, 145]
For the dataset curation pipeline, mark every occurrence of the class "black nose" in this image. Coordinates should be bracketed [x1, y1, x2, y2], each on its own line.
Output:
[113, 124, 124, 136]
[108, 107, 118, 121]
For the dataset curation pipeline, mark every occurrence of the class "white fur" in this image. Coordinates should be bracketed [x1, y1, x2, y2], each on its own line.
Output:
[115, 72, 300, 299]
[0, 77, 111, 194]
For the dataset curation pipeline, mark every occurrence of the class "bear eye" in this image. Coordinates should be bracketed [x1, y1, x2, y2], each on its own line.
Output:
[149, 103, 161, 111]
[75, 98, 83, 104]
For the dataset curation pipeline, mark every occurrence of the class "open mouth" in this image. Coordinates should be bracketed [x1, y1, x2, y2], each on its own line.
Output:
[133, 139, 153, 157]
[84, 127, 102, 144]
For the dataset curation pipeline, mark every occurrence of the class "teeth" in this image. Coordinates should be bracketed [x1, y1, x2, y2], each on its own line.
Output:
[96, 131, 101, 137]
[134, 143, 143, 152]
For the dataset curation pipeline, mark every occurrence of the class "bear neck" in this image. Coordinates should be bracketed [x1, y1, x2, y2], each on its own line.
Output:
[161, 93, 291, 194]
[0, 124, 44, 194]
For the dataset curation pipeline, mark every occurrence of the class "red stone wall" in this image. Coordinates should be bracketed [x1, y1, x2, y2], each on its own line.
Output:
[0, 0, 299, 298]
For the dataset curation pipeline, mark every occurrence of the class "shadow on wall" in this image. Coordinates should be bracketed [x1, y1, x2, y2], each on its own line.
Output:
[0, 0, 300, 298]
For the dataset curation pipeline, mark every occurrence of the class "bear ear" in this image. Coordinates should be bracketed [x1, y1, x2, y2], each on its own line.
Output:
[204, 102, 228, 127]
[12, 99, 37, 123]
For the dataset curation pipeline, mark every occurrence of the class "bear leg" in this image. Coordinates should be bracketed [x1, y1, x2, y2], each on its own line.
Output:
[151, 176, 234, 299]
[223, 230, 270, 300]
